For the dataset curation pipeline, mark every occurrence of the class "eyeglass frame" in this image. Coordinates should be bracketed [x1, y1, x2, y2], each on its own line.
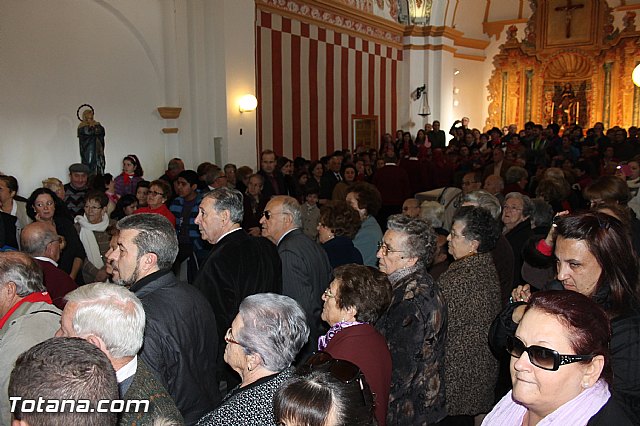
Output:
[225, 327, 242, 346]
[377, 240, 406, 257]
[147, 190, 165, 197]
[300, 351, 368, 405]
[262, 210, 290, 220]
[506, 335, 595, 371]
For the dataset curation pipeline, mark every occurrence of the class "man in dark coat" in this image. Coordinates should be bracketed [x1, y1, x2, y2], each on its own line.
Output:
[319, 154, 342, 202]
[193, 188, 282, 371]
[107, 213, 219, 425]
[260, 195, 332, 360]
[257, 149, 287, 200]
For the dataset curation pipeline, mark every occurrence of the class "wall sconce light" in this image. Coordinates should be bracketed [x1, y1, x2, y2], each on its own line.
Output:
[239, 94, 258, 113]
[633, 64, 640, 87]
[454, 68, 460, 76]
[406, 0, 432, 25]
[453, 100, 460, 107]
[453, 87, 460, 95]
[415, 84, 431, 117]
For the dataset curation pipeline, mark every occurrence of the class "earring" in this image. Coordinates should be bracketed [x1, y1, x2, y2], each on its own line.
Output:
[581, 382, 589, 389]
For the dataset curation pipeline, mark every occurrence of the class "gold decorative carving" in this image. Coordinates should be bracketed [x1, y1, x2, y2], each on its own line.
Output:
[486, 0, 640, 131]
[157, 107, 182, 119]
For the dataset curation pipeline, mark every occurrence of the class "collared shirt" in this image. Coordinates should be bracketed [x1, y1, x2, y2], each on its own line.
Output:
[215, 227, 243, 244]
[116, 355, 138, 383]
[34, 256, 58, 268]
[277, 227, 299, 246]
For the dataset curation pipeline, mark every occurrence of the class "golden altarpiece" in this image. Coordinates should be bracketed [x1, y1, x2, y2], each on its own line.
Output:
[486, 0, 640, 132]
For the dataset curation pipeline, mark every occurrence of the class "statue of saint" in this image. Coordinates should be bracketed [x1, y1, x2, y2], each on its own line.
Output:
[77, 105, 106, 176]
[558, 83, 578, 127]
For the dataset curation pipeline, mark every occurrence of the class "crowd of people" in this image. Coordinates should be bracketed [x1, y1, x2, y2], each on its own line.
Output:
[1, 116, 639, 425]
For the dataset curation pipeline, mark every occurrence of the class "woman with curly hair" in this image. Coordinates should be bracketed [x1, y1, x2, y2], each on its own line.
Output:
[317, 264, 392, 425]
[375, 215, 447, 425]
[317, 201, 362, 268]
[439, 206, 502, 424]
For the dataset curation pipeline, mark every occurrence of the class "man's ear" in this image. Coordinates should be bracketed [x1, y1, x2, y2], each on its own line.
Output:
[139, 252, 158, 272]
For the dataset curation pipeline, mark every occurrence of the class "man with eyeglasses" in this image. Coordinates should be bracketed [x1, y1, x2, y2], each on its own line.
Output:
[193, 187, 281, 386]
[20, 222, 77, 309]
[260, 195, 331, 361]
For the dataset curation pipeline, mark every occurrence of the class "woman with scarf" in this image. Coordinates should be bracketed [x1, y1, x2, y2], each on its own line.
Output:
[375, 215, 448, 425]
[318, 263, 392, 425]
[114, 154, 144, 196]
[74, 190, 114, 283]
[483, 290, 634, 425]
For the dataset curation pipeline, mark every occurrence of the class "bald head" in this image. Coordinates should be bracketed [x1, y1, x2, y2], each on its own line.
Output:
[21, 222, 61, 260]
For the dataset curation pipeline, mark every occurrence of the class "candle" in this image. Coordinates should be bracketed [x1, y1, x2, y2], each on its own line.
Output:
[551, 103, 554, 122]
[576, 101, 579, 123]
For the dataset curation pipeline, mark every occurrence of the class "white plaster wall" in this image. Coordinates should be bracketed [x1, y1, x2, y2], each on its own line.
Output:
[0, 0, 168, 196]
[0, 0, 258, 197]
[452, 58, 485, 130]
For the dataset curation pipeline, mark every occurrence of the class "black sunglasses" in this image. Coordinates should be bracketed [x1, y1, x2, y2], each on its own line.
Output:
[506, 335, 595, 371]
[301, 351, 362, 384]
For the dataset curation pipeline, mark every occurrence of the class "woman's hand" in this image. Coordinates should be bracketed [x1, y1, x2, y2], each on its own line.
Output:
[545, 210, 570, 246]
[511, 284, 532, 303]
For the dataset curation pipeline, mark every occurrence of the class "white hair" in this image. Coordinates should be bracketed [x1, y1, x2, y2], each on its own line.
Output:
[419, 201, 444, 228]
[65, 283, 145, 358]
[236, 293, 309, 371]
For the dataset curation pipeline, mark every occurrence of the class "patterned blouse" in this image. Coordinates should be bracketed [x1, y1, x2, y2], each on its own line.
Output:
[196, 368, 293, 426]
[375, 263, 448, 425]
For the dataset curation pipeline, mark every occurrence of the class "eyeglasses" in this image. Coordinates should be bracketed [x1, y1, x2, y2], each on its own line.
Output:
[225, 328, 242, 346]
[323, 288, 335, 299]
[85, 205, 103, 211]
[503, 204, 523, 212]
[148, 190, 164, 197]
[262, 210, 288, 220]
[300, 352, 367, 405]
[377, 241, 405, 256]
[47, 236, 66, 250]
[506, 335, 595, 371]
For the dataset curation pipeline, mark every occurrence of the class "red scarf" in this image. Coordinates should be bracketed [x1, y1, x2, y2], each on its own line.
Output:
[123, 172, 134, 186]
[0, 291, 53, 329]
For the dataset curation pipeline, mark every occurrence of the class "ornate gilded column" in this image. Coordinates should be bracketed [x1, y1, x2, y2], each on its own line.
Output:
[501, 72, 508, 127]
[603, 63, 613, 129]
[524, 69, 534, 123]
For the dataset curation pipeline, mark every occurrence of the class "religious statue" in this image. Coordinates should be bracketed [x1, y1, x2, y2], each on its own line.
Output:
[77, 104, 106, 176]
[543, 91, 554, 124]
[557, 83, 578, 127]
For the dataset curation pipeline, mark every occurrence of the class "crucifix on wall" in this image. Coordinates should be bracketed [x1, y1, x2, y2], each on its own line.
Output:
[555, 0, 584, 38]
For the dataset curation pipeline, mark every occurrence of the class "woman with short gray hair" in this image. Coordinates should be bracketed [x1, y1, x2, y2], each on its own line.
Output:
[374, 215, 447, 424]
[197, 293, 309, 426]
[502, 192, 534, 287]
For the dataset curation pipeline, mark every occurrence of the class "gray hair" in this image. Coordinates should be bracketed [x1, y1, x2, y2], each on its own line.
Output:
[116, 214, 178, 269]
[21, 224, 58, 256]
[419, 201, 444, 228]
[0, 252, 44, 296]
[530, 198, 554, 229]
[504, 192, 534, 217]
[236, 293, 309, 371]
[386, 215, 437, 266]
[279, 196, 303, 228]
[462, 190, 502, 220]
[202, 187, 244, 224]
[505, 166, 528, 185]
[65, 283, 145, 358]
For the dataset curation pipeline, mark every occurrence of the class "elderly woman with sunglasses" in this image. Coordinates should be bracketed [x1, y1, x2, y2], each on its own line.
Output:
[197, 293, 309, 426]
[374, 215, 448, 425]
[491, 212, 640, 423]
[483, 291, 634, 425]
[274, 353, 376, 426]
[319, 264, 392, 425]
[439, 206, 502, 424]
